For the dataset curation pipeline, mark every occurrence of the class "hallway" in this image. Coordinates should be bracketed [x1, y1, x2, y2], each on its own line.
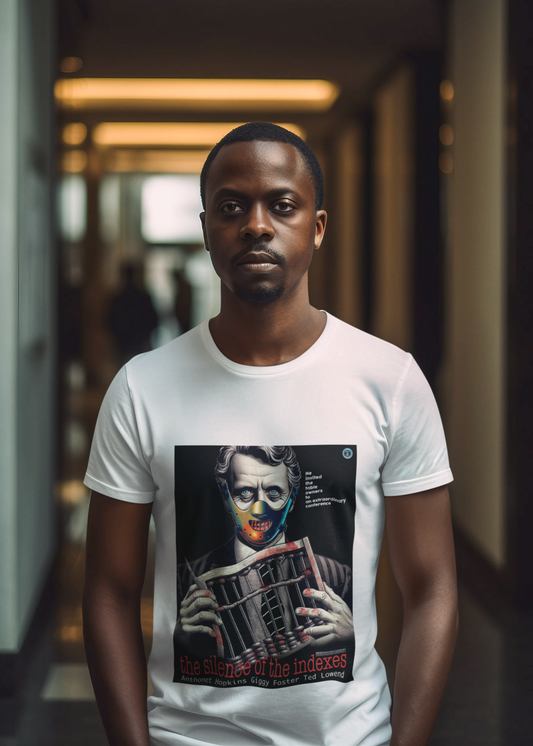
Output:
[3, 0, 533, 743]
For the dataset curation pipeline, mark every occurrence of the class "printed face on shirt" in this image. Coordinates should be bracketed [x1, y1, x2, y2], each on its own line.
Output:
[228, 453, 293, 545]
[230, 453, 291, 511]
[201, 140, 327, 305]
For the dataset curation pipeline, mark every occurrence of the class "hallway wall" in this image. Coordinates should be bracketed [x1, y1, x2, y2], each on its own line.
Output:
[331, 123, 364, 329]
[444, 0, 506, 568]
[372, 64, 415, 352]
[0, 0, 56, 657]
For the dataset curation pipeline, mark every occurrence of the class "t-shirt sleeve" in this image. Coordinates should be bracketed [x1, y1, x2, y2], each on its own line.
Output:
[83, 366, 156, 503]
[381, 355, 453, 496]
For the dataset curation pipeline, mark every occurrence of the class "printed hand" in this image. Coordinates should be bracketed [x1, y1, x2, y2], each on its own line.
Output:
[295, 583, 354, 647]
[177, 583, 223, 638]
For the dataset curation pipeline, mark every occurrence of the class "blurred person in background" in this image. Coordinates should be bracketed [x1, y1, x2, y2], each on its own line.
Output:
[172, 268, 193, 335]
[83, 123, 458, 746]
[108, 262, 159, 365]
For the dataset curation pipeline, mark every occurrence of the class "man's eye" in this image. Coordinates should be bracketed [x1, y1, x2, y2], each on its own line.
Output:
[268, 488, 281, 498]
[239, 489, 253, 498]
[273, 202, 294, 213]
[221, 202, 243, 213]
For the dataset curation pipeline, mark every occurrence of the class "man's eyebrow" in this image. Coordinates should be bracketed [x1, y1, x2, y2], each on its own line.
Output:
[212, 187, 299, 200]
[213, 187, 244, 199]
[265, 188, 299, 199]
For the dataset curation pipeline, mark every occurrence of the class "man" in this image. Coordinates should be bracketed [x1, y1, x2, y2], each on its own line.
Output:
[83, 122, 458, 746]
[108, 262, 159, 365]
[175, 445, 353, 663]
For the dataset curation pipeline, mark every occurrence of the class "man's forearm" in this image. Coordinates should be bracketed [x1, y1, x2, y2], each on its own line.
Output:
[83, 589, 150, 746]
[390, 593, 458, 746]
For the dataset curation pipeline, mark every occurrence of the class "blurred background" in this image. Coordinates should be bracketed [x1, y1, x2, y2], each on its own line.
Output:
[1, 0, 532, 743]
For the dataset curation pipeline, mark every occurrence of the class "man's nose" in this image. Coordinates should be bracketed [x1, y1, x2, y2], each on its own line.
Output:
[251, 494, 268, 517]
[239, 203, 274, 240]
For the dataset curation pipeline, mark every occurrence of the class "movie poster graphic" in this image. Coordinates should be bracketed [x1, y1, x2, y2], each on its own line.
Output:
[173, 445, 356, 689]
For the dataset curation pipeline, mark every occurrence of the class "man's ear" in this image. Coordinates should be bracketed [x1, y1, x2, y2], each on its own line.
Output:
[314, 210, 327, 250]
[200, 211, 209, 251]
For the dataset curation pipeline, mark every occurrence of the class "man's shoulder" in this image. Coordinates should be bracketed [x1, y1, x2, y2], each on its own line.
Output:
[123, 323, 207, 381]
[327, 314, 412, 382]
[330, 314, 410, 360]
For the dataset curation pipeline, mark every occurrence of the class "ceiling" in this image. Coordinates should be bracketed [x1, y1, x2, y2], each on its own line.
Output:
[58, 0, 444, 110]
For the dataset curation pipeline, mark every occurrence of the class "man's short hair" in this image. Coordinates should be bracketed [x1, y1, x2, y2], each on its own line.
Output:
[200, 122, 324, 210]
[214, 445, 301, 496]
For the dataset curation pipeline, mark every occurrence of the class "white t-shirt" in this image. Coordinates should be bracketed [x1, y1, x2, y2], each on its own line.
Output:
[84, 312, 452, 746]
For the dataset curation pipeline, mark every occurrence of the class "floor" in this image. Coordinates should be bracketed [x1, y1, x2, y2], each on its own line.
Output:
[0, 486, 155, 746]
[1, 485, 532, 745]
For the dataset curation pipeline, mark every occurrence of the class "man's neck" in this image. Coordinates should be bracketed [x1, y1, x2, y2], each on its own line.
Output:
[209, 284, 326, 367]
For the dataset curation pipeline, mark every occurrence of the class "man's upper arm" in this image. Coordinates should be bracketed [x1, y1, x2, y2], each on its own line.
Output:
[382, 357, 453, 498]
[83, 366, 156, 504]
[85, 491, 153, 601]
[384, 486, 457, 609]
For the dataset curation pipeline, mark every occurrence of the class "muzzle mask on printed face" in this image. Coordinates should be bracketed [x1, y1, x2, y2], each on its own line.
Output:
[220, 481, 297, 547]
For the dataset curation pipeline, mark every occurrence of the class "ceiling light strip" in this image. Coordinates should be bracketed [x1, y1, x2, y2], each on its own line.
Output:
[104, 149, 211, 174]
[92, 122, 305, 147]
[55, 78, 339, 111]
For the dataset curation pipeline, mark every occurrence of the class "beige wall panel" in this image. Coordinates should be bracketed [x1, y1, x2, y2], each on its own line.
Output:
[373, 65, 415, 351]
[334, 123, 363, 328]
[444, 0, 506, 567]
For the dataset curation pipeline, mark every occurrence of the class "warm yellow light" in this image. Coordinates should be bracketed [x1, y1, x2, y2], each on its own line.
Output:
[56, 480, 87, 504]
[62, 149, 87, 173]
[105, 149, 211, 173]
[440, 80, 454, 101]
[439, 124, 454, 146]
[92, 122, 305, 147]
[439, 152, 453, 174]
[63, 122, 87, 145]
[60, 56, 83, 73]
[55, 78, 340, 111]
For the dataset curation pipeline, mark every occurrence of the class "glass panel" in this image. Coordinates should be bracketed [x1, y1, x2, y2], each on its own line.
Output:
[141, 175, 204, 243]
[99, 174, 121, 243]
[58, 175, 87, 243]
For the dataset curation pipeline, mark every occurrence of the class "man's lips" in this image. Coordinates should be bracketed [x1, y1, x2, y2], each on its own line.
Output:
[232, 245, 284, 274]
[236, 251, 280, 267]
[248, 519, 273, 532]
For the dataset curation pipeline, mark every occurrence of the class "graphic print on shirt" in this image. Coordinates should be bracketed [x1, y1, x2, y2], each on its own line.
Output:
[173, 445, 356, 689]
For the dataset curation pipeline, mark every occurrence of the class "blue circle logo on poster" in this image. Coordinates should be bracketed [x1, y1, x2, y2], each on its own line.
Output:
[342, 448, 353, 459]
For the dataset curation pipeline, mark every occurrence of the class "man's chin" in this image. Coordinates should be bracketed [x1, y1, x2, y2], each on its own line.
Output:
[234, 283, 285, 305]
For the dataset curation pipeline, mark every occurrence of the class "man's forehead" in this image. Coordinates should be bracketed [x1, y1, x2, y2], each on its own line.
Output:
[231, 453, 288, 480]
[207, 140, 309, 189]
